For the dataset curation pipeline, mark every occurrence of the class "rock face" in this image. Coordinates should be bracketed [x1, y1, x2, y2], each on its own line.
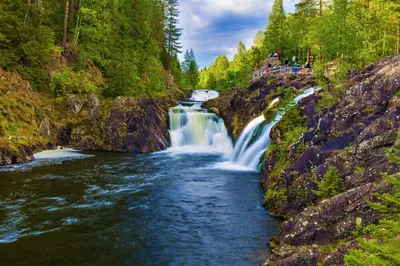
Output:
[262, 56, 400, 265]
[205, 72, 315, 140]
[209, 56, 400, 265]
[0, 70, 185, 166]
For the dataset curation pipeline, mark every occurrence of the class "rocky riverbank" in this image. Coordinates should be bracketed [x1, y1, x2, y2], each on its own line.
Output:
[0, 68, 185, 166]
[207, 55, 400, 265]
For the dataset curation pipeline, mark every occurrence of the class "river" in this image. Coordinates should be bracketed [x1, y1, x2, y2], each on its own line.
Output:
[0, 150, 279, 265]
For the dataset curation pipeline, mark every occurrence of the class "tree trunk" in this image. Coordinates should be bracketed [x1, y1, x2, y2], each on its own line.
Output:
[72, 0, 83, 47]
[62, 0, 70, 48]
[319, 0, 322, 17]
[71, 0, 75, 23]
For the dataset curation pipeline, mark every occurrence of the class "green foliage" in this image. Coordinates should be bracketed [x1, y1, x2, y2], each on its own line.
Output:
[354, 166, 365, 174]
[345, 219, 400, 266]
[0, 0, 171, 97]
[265, 188, 288, 207]
[362, 106, 377, 115]
[263, 0, 286, 55]
[315, 84, 346, 112]
[201, 0, 399, 91]
[181, 49, 199, 90]
[164, 0, 182, 57]
[345, 133, 400, 265]
[369, 173, 400, 220]
[312, 166, 343, 198]
[51, 67, 97, 97]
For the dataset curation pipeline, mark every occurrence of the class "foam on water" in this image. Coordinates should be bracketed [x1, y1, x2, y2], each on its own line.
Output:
[33, 149, 91, 159]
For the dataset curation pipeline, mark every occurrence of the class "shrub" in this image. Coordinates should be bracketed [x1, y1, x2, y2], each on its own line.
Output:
[51, 67, 98, 97]
[312, 166, 343, 198]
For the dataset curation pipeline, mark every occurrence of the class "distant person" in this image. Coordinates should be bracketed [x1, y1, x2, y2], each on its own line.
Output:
[262, 68, 269, 75]
[292, 62, 299, 74]
[274, 52, 278, 58]
[284, 58, 289, 71]
[305, 61, 311, 68]
[268, 53, 274, 59]
[292, 55, 296, 65]
[277, 51, 281, 60]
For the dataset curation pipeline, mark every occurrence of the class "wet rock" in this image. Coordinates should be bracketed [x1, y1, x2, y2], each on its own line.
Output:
[39, 118, 54, 138]
[66, 94, 83, 114]
[88, 94, 100, 117]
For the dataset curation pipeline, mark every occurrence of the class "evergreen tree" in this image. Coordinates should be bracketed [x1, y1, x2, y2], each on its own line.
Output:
[182, 49, 199, 90]
[164, 0, 182, 68]
[263, 0, 286, 55]
[312, 166, 344, 198]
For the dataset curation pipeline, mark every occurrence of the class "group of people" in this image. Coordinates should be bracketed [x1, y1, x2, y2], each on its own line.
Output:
[262, 54, 312, 76]
[268, 51, 281, 60]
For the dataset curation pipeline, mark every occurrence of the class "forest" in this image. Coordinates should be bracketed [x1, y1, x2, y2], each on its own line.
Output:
[199, 0, 400, 91]
[0, 0, 199, 98]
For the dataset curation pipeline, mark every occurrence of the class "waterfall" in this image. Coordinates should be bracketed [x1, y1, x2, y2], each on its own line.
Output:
[190, 90, 220, 102]
[168, 90, 233, 155]
[229, 87, 318, 170]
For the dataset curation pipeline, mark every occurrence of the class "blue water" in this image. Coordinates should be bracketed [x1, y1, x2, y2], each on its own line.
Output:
[0, 150, 279, 265]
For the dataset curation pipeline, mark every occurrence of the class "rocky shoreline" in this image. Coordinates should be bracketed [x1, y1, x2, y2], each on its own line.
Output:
[208, 55, 400, 265]
[0, 70, 186, 166]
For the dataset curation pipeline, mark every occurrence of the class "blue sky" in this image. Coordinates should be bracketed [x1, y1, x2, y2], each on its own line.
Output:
[178, 0, 300, 67]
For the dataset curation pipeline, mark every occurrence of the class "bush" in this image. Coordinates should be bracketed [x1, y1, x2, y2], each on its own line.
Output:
[51, 67, 98, 97]
[312, 166, 343, 198]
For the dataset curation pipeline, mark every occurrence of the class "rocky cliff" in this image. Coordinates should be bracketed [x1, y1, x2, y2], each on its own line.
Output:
[207, 55, 400, 265]
[0, 68, 185, 166]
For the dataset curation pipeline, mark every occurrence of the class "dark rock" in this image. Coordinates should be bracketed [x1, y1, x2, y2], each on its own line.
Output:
[320, 133, 356, 153]
[294, 147, 323, 173]
[278, 182, 389, 246]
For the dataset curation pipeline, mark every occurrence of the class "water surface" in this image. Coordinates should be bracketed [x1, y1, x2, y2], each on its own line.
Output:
[0, 150, 279, 265]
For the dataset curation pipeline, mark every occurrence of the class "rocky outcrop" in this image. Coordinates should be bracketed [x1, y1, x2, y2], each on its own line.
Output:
[0, 69, 185, 165]
[262, 56, 400, 265]
[205, 72, 315, 140]
[207, 56, 400, 265]
[68, 72, 185, 153]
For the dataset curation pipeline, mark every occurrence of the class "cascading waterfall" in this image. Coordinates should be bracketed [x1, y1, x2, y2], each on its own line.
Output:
[168, 90, 233, 155]
[230, 87, 318, 170]
[190, 90, 220, 102]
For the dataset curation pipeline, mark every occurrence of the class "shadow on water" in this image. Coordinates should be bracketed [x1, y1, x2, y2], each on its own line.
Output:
[0, 150, 279, 265]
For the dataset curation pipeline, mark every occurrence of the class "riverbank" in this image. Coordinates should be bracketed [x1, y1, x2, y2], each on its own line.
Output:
[0, 64, 186, 166]
[209, 55, 400, 265]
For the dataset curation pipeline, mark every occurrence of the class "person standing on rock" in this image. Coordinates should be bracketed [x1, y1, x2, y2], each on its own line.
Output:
[284, 58, 289, 71]
[277, 51, 281, 60]
[292, 55, 296, 66]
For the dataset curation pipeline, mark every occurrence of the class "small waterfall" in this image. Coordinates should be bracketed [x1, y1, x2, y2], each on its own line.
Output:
[168, 90, 233, 155]
[229, 88, 318, 170]
[190, 90, 220, 102]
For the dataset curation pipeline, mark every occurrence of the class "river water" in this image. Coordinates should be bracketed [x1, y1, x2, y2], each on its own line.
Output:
[0, 150, 279, 265]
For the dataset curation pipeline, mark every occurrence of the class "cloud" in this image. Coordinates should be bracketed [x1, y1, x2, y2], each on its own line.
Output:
[178, 0, 300, 67]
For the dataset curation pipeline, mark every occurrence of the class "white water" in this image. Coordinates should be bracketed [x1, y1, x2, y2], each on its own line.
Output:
[190, 90, 220, 102]
[226, 88, 318, 171]
[168, 90, 233, 156]
[33, 149, 88, 159]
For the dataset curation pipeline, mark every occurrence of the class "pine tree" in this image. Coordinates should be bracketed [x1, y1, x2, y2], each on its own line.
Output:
[312, 166, 343, 198]
[164, 0, 182, 68]
[263, 0, 286, 55]
[182, 49, 199, 90]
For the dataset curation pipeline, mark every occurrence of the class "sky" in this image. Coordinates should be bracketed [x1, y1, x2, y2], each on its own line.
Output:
[178, 0, 300, 68]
